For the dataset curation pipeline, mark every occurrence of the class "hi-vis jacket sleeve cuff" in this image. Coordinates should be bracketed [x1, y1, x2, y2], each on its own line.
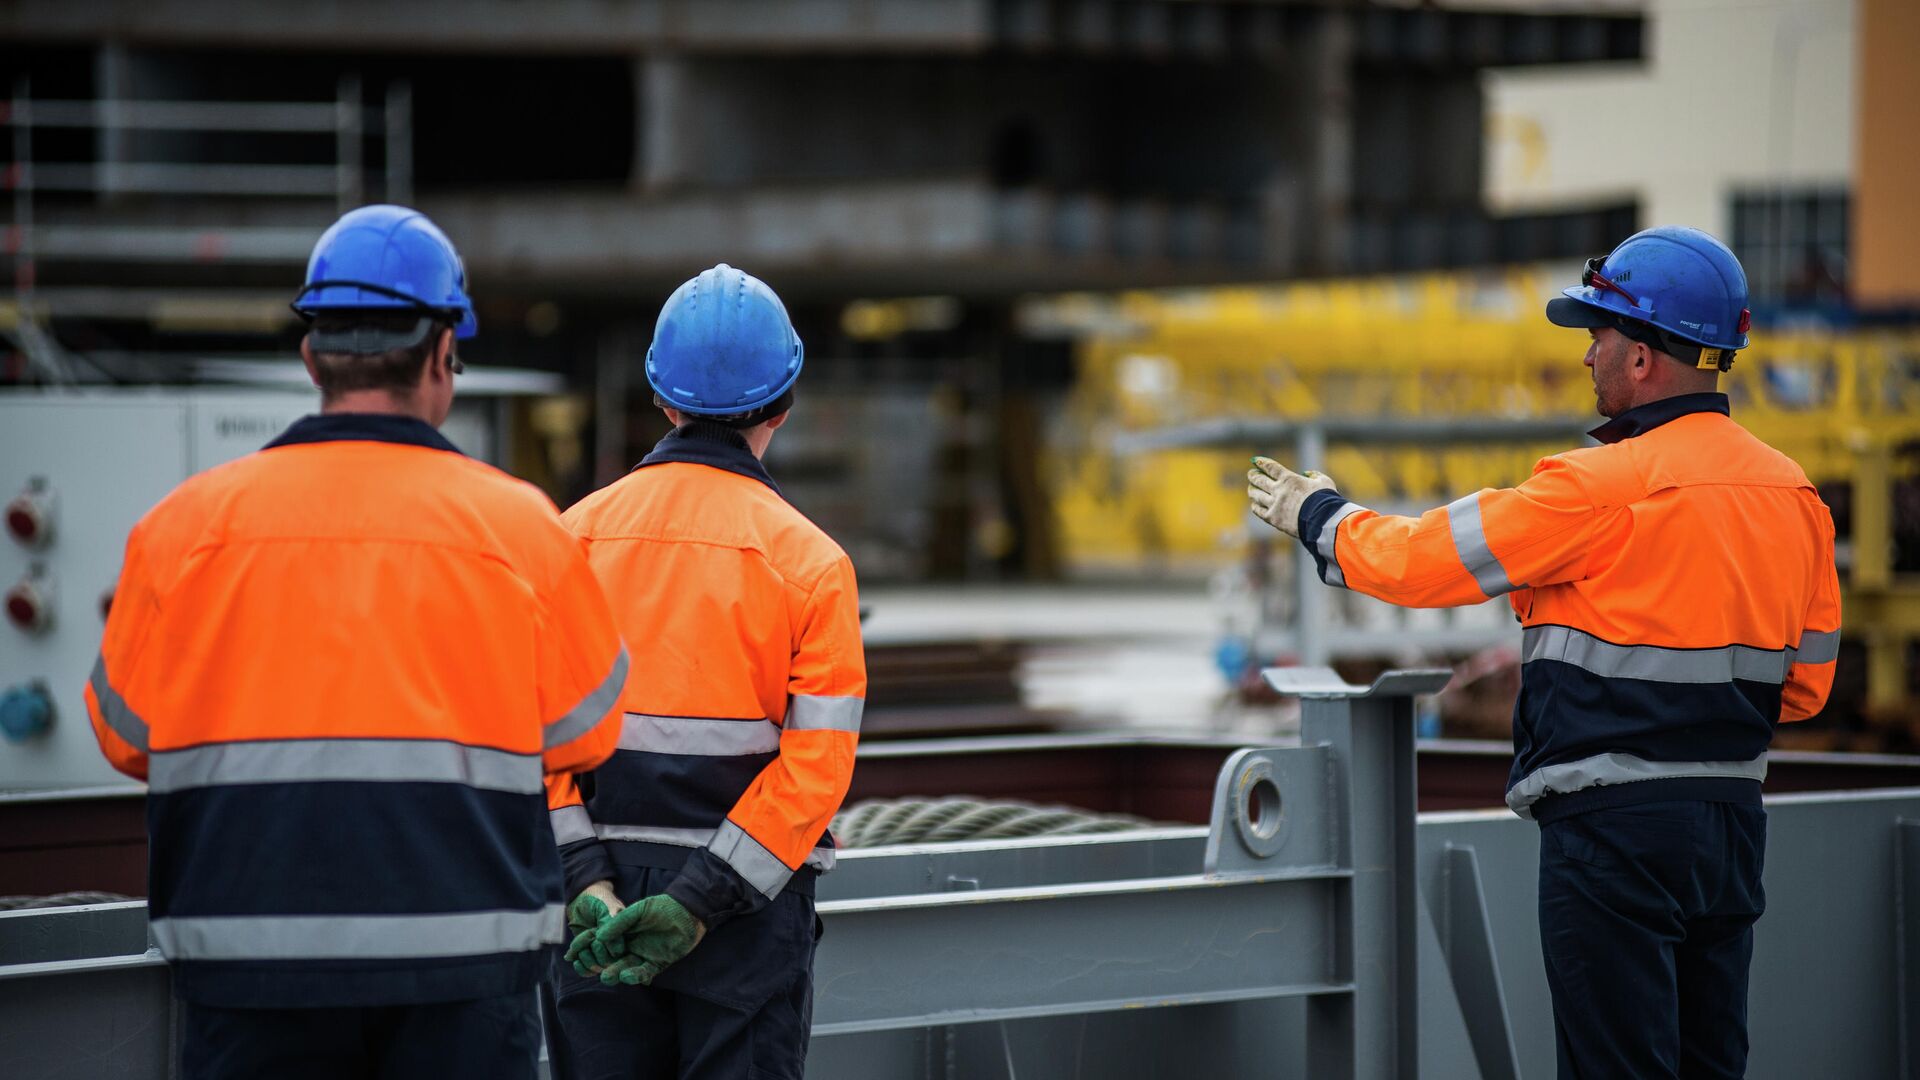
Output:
[558, 837, 617, 900]
[550, 804, 617, 898]
[666, 821, 793, 929]
[1297, 489, 1359, 588]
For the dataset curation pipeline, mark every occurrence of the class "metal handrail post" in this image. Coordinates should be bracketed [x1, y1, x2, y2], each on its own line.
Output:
[1270, 666, 1450, 1079]
[1295, 421, 1330, 666]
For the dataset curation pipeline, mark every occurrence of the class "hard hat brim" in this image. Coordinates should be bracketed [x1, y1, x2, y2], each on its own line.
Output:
[1545, 295, 1615, 329]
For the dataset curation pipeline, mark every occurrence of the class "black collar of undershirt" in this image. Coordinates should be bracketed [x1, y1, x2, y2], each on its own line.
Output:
[634, 421, 780, 495]
[264, 413, 463, 454]
[1587, 392, 1730, 445]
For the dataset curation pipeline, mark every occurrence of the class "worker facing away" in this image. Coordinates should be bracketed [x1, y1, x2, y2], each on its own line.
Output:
[1248, 226, 1839, 1080]
[542, 264, 866, 1080]
[86, 205, 630, 1080]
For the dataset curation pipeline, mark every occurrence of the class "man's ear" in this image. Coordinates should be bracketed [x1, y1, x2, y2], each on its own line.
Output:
[1627, 340, 1656, 381]
[763, 410, 790, 433]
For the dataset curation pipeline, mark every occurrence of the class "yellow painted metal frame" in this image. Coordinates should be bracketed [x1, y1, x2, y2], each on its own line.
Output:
[1043, 269, 1920, 713]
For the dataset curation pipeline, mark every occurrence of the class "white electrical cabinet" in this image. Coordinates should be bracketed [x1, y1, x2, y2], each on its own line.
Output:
[0, 388, 516, 790]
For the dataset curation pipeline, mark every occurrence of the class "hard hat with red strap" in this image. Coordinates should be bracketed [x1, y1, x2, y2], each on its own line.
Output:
[1546, 225, 1751, 371]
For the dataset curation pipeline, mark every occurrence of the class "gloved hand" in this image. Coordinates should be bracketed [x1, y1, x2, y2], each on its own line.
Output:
[593, 894, 706, 987]
[564, 880, 625, 977]
[1246, 457, 1337, 539]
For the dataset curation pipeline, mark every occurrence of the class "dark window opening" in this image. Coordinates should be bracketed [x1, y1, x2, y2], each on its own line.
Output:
[1730, 188, 1850, 308]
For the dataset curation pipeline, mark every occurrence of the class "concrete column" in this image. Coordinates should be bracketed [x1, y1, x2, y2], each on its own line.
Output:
[93, 42, 131, 203]
[1301, 11, 1354, 274]
[635, 54, 688, 192]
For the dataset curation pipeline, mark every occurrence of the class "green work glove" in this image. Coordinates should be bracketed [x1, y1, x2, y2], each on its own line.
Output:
[563, 880, 625, 977]
[593, 894, 706, 986]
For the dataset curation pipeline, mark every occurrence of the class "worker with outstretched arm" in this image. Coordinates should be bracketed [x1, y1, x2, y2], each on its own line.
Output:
[85, 205, 629, 1079]
[543, 263, 866, 1080]
[1247, 226, 1839, 1080]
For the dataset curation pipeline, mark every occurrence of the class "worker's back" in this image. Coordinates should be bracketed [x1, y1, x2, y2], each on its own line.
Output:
[566, 458, 850, 732]
[559, 434, 862, 880]
[87, 414, 627, 1008]
[1504, 406, 1840, 811]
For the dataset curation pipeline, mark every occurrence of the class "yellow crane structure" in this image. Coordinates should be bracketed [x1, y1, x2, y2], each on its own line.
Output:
[1040, 268, 1920, 723]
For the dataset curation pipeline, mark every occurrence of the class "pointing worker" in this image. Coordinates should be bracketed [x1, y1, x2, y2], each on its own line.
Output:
[542, 264, 865, 1080]
[1247, 227, 1839, 1079]
[85, 205, 629, 1080]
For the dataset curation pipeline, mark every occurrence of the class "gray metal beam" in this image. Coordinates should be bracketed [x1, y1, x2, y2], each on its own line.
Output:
[13, 100, 365, 133]
[825, 828, 1209, 902]
[1438, 844, 1523, 1080]
[1279, 667, 1450, 1079]
[0, 0, 994, 53]
[1, 2, 1642, 66]
[1115, 417, 1596, 455]
[24, 163, 340, 198]
[0, 901, 151, 965]
[1898, 818, 1920, 1080]
[26, 225, 315, 264]
[814, 869, 1351, 1035]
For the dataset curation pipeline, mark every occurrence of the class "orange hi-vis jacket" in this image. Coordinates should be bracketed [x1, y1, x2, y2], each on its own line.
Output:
[1295, 394, 1840, 821]
[548, 421, 864, 930]
[85, 413, 628, 1008]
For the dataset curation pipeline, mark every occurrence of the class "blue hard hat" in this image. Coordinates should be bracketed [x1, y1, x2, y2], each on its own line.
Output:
[646, 264, 803, 416]
[291, 205, 477, 340]
[1546, 225, 1751, 361]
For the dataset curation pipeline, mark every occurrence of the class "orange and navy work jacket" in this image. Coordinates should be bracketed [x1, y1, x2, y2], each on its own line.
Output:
[1296, 394, 1840, 822]
[85, 414, 628, 1008]
[549, 421, 865, 928]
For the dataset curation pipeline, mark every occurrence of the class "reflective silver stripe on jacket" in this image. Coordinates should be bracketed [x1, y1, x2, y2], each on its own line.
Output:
[1313, 502, 1365, 588]
[1506, 752, 1769, 817]
[618, 714, 780, 756]
[544, 647, 630, 750]
[1794, 629, 1841, 665]
[550, 805, 595, 846]
[591, 823, 835, 872]
[89, 654, 149, 752]
[709, 819, 796, 899]
[784, 695, 863, 734]
[146, 738, 543, 795]
[150, 903, 566, 961]
[1446, 491, 1522, 597]
[1524, 625, 1811, 685]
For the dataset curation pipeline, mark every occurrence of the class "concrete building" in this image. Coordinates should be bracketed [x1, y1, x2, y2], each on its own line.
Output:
[1482, 0, 1916, 309]
[3, 0, 1648, 578]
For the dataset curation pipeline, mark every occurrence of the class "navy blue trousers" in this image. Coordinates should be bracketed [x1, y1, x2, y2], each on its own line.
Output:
[1537, 800, 1766, 1080]
[180, 991, 541, 1080]
[542, 865, 818, 1080]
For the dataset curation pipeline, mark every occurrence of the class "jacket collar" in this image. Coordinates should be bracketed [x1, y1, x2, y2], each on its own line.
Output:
[264, 413, 463, 454]
[1587, 392, 1729, 445]
[635, 421, 780, 495]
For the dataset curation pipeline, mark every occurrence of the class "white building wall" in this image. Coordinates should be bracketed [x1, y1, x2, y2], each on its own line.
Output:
[1482, 0, 1855, 239]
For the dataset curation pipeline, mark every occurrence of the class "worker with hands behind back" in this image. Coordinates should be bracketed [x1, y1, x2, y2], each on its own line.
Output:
[543, 264, 866, 1080]
[85, 205, 629, 1080]
[1249, 227, 1839, 1080]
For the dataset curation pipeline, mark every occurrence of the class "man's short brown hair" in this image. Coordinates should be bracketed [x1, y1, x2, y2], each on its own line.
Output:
[307, 313, 444, 396]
